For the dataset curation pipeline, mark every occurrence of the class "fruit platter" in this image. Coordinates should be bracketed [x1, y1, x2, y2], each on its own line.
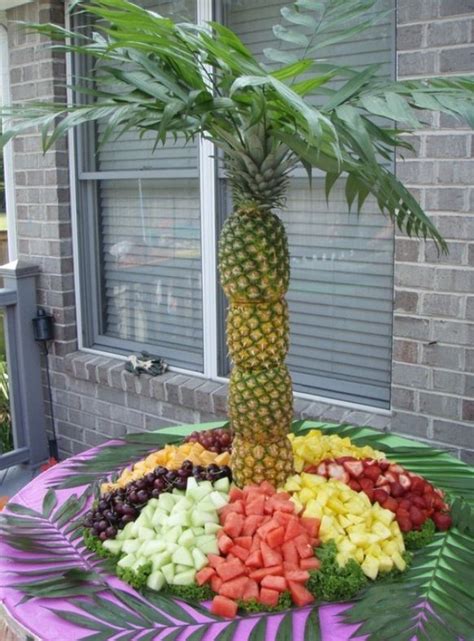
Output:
[0, 420, 473, 641]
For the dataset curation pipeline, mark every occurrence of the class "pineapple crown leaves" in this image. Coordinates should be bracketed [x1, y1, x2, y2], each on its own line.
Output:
[1, 0, 474, 250]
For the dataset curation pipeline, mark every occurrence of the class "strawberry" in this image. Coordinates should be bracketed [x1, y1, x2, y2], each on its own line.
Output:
[410, 495, 426, 509]
[398, 516, 413, 532]
[375, 475, 389, 487]
[348, 479, 361, 492]
[398, 474, 411, 490]
[359, 478, 374, 492]
[389, 464, 404, 474]
[432, 512, 452, 531]
[373, 489, 389, 505]
[409, 506, 426, 527]
[390, 482, 405, 498]
[382, 497, 399, 512]
[327, 463, 349, 483]
[343, 460, 364, 478]
[317, 463, 328, 476]
[409, 476, 425, 495]
[363, 465, 382, 481]
[384, 472, 398, 485]
[379, 460, 390, 471]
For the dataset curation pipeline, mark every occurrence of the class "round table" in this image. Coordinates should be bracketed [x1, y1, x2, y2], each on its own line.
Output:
[0, 420, 471, 641]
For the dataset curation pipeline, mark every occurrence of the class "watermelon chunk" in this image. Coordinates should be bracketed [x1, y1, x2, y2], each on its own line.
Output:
[219, 576, 248, 600]
[211, 595, 237, 618]
[288, 581, 314, 607]
[260, 541, 283, 567]
[260, 481, 276, 496]
[242, 515, 265, 536]
[266, 526, 285, 549]
[234, 536, 252, 550]
[294, 534, 313, 559]
[211, 575, 222, 593]
[261, 575, 287, 592]
[216, 558, 245, 582]
[249, 565, 284, 582]
[245, 495, 266, 516]
[300, 517, 320, 538]
[218, 533, 234, 554]
[223, 512, 244, 538]
[274, 511, 293, 526]
[196, 566, 215, 586]
[283, 517, 303, 542]
[229, 487, 244, 502]
[282, 541, 299, 566]
[245, 549, 263, 568]
[257, 518, 280, 538]
[231, 545, 250, 562]
[300, 557, 321, 571]
[242, 579, 259, 601]
[208, 554, 225, 569]
[285, 569, 310, 583]
[283, 561, 299, 572]
[259, 588, 279, 607]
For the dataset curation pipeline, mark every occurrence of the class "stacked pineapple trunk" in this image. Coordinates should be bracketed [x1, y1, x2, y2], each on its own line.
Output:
[219, 204, 295, 487]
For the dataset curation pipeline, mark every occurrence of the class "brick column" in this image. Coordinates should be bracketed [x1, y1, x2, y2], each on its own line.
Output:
[393, 0, 474, 463]
[7, 0, 77, 454]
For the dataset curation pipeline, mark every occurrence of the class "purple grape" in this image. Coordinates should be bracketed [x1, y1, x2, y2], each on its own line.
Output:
[151, 489, 161, 499]
[137, 490, 149, 503]
[99, 531, 108, 541]
[122, 504, 136, 516]
[175, 478, 187, 491]
[105, 526, 117, 538]
[128, 491, 139, 503]
[154, 478, 166, 491]
[121, 514, 135, 525]
[136, 479, 147, 491]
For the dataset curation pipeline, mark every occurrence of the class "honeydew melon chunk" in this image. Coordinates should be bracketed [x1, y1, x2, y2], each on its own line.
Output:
[140, 540, 166, 557]
[167, 511, 191, 528]
[117, 554, 136, 569]
[141, 504, 155, 519]
[138, 526, 155, 541]
[173, 497, 193, 512]
[192, 548, 208, 571]
[135, 512, 153, 529]
[191, 511, 219, 527]
[185, 477, 199, 494]
[132, 558, 150, 573]
[197, 539, 219, 555]
[152, 551, 172, 571]
[102, 539, 123, 555]
[162, 525, 182, 544]
[175, 564, 189, 574]
[178, 529, 195, 548]
[187, 485, 213, 503]
[171, 546, 194, 567]
[196, 499, 216, 513]
[161, 563, 175, 584]
[213, 477, 230, 493]
[192, 527, 205, 536]
[209, 491, 228, 510]
[204, 522, 222, 535]
[127, 522, 139, 538]
[172, 488, 185, 496]
[173, 569, 196, 586]
[146, 570, 165, 592]
[157, 494, 176, 513]
[122, 539, 142, 555]
[151, 509, 169, 528]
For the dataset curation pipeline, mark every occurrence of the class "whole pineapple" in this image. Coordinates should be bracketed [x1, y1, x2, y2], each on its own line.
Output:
[218, 124, 295, 486]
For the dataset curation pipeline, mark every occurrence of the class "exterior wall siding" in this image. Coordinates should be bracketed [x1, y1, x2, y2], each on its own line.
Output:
[5, 0, 473, 462]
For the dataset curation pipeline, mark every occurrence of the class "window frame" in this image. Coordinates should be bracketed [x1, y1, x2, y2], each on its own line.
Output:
[66, 0, 395, 414]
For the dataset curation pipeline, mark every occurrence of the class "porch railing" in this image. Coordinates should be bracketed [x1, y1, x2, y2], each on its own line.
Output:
[0, 260, 48, 470]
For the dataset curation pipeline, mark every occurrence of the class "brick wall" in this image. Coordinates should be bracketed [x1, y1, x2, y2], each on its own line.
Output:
[393, 0, 474, 463]
[6, 0, 473, 462]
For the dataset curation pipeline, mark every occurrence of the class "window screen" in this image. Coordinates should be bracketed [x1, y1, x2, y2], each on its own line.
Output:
[219, 0, 395, 408]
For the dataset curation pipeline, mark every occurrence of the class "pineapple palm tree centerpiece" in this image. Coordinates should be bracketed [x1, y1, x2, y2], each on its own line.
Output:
[2, 0, 473, 487]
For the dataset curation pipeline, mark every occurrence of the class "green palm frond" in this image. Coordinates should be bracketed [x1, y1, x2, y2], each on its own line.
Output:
[1, 0, 474, 246]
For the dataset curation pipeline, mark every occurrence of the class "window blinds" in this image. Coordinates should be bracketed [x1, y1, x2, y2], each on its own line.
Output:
[81, 0, 203, 369]
[222, 0, 395, 408]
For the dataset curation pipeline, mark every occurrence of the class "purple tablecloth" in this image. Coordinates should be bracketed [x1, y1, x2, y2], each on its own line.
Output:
[0, 444, 366, 641]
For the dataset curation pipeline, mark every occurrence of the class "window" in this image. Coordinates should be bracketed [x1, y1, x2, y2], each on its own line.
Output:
[75, 0, 395, 408]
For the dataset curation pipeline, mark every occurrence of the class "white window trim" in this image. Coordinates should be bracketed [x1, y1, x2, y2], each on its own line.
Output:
[65, 0, 392, 417]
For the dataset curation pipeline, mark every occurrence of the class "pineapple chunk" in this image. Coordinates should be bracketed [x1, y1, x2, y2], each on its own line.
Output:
[299, 488, 315, 504]
[285, 476, 302, 492]
[327, 497, 346, 514]
[372, 522, 392, 540]
[392, 551, 407, 572]
[361, 554, 379, 580]
[378, 555, 394, 573]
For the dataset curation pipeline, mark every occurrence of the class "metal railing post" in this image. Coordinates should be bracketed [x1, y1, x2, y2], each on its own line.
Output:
[0, 260, 48, 467]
